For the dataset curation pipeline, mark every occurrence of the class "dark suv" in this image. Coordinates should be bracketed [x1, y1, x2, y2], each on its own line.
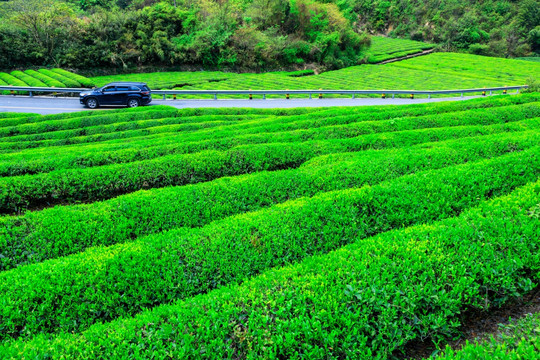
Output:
[80, 82, 152, 109]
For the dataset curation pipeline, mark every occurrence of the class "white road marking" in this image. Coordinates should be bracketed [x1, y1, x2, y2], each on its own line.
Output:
[0, 106, 86, 110]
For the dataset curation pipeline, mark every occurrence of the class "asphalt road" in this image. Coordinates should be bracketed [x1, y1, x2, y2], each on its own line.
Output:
[0, 95, 481, 115]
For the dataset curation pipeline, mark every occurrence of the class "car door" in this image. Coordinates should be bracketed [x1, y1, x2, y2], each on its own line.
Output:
[114, 86, 130, 105]
[100, 86, 116, 105]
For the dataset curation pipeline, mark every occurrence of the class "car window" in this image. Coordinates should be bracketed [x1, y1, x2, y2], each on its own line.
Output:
[129, 86, 140, 91]
[142, 85, 150, 91]
[116, 86, 129, 91]
[102, 87, 115, 92]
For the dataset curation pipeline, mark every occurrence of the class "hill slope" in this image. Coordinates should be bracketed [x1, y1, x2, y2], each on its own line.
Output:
[0, 94, 539, 358]
[0, 0, 538, 70]
[90, 53, 539, 98]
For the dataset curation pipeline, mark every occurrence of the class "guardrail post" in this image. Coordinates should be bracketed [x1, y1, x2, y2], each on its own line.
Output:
[489, 91, 492, 96]
[352, 93, 355, 99]
[214, 94, 217, 100]
[460, 93, 463, 98]
[309, 93, 312, 99]
[516, 89, 519, 94]
[263, 94, 266, 100]
[428, 94, 431, 99]
[29, 91, 33, 97]
[392, 94, 394, 99]
[162, 94, 166, 100]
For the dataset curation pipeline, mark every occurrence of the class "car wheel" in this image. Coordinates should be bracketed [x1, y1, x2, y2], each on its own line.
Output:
[85, 98, 98, 109]
[127, 98, 140, 108]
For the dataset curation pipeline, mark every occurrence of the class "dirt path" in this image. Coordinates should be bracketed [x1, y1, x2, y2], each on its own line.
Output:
[396, 287, 540, 359]
[377, 49, 435, 65]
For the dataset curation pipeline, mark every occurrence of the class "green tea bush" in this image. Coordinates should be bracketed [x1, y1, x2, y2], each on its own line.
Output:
[0, 72, 27, 87]
[0, 151, 538, 346]
[0, 142, 330, 213]
[9, 71, 47, 88]
[0, 72, 28, 95]
[0, 98, 537, 154]
[37, 69, 81, 88]
[0, 97, 535, 166]
[0, 105, 177, 129]
[51, 69, 95, 88]
[23, 70, 65, 88]
[90, 53, 540, 97]
[1, 103, 537, 212]
[2, 131, 537, 270]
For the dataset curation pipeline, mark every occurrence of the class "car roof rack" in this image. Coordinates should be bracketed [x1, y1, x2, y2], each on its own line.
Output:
[105, 82, 148, 86]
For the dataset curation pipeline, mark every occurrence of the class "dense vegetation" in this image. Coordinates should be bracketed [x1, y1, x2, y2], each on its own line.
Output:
[0, 0, 538, 71]
[0, 94, 538, 358]
[336, 0, 540, 57]
[0, 0, 369, 70]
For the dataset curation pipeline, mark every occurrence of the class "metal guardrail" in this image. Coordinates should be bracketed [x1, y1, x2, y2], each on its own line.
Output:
[0, 85, 528, 100]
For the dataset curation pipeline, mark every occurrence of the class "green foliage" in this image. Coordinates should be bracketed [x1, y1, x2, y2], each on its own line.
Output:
[0, 126, 537, 270]
[89, 53, 540, 98]
[23, 70, 66, 87]
[37, 69, 81, 87]
[9, 71, 47, 87]
[0, 94, 535, 177]
[1, 174, 538, 357]
[0, 140, 539, 340]
[0, 68, 92, 88]
[0, 95, 538, 356]
[0, 100, 538, 214]
[437, 313, 540, 359]
[365, 36, 434, 63]
[333, 0, 539, 57]
[51, 68, 95, 87]
[0, 0, 369, 70]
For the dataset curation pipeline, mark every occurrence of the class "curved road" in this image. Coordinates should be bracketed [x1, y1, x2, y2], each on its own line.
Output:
[0, 95, 481, 115]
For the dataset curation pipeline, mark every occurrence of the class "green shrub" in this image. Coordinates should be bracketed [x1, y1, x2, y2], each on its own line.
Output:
[0, 163, 538, 356]
[9, 71, 47, 87]
[0, 97, 537, 153]
[37, 69, 81, 88]
[0, 72, 28, 95]
[23, 70, 66, 88]
[3, 130, 538, 270]
[51, 69, 95, 88]
[0, 142, 329, 213]
[0, 146, 538, 340]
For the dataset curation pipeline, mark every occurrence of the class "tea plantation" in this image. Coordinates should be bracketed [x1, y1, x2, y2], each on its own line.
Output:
[91, 53, 539, 99]
[0, 92, 539, 359]
[0, 69, 94, 89]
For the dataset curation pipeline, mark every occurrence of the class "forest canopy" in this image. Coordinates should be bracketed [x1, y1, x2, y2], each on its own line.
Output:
[0, 0, 538, 71]
[0, 0, 369, 70]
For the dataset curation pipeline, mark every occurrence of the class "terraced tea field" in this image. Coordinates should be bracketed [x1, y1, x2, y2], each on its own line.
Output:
[91, 53, 539, 99]
[0, 69, 94, 91]
[0, 93, 539, 359]
[365, 36, 435, 63]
